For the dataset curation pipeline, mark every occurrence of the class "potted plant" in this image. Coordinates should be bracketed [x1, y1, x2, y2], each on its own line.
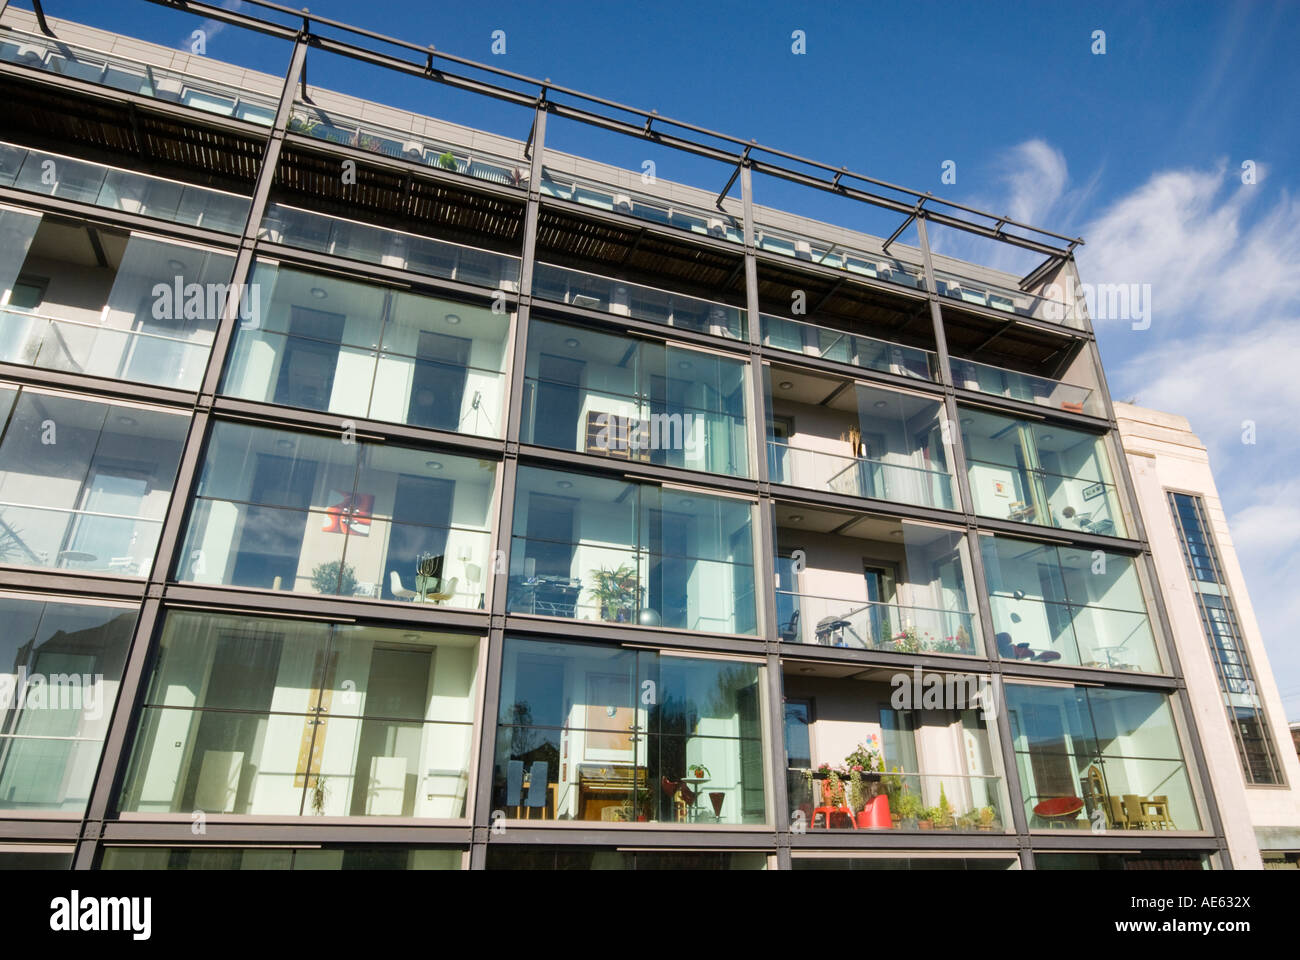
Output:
[892, 625, 922, 654]
[977, 805, 998, 832]
[310, 560, 357, 596]
[436, 150, 458, 171]
[310, 775, 328, 815]
[688, 763, 710, 780]
[934, 784, 955, 830]
[896, 791, 922, 829]
[589, 563, 639, 622]
[918, 805, 938, 830]
[847, 767, 865, 817]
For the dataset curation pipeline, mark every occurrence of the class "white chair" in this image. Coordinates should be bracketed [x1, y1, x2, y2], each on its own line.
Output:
[389, 570, 418, 601]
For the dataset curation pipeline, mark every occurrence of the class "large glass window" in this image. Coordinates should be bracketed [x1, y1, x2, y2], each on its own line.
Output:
[766, 371, 956, 510]
[774, 508, 981, 655]
[962, 408, 1127, 537]
[0, 386, 187, 576]
[260, 204, 520, 292]
[520, 318, 751, 477]
[493, 638, 767, 825]
[1167, 492, 1284, 785]
[119, 612, 479, 818]
[177, 421, 497, 606]
[0, 595, 135, 814]
[981, 535, 1160, 672]
[223, 261, 509, 438]
[1005, 683, 1201, 832]
[782, 666, 1008, 833]
[0, 212, 236, 390]
[508, 466, 757, 634]
[101, 846, 464, 869]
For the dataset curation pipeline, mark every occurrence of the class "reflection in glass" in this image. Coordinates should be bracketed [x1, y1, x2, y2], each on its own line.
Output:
[177, 422, 496, 606]
[0, 388, 186, 575]
[508, 466, 757, 634]
[493, 638, 766, 825]
[224, 261, 508, 437]
[1005, 683, 1200, 831]
[119, 612, 479, 818]
[962, 409, 1126, 537]
[982, 535, 1159, 672]
[520, 318, 750, 476]
[0, 596, 135, 813]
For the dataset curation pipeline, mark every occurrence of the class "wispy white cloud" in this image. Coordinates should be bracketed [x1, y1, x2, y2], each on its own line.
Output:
[965, 139, 1300, 716]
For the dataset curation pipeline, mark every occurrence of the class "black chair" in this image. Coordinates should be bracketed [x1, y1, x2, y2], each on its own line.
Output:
[779, 609, 800, 643]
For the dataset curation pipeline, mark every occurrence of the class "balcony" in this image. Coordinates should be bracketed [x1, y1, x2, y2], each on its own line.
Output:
[933, 268, 1085, 331]
[519, 317, 751, 478]
[773, 504, 980, 655]
[962, 407, 1128, 538]
[753, 222, 925, 293]
[0, 212, 237, 390]
[0, 25, 279, 126]
[259, 203, 521, 291]
[761, 313, 936, 380]
[767, 366, 956, 511]
[784, 664, 1009, 833]
[507, 466, 758, 636]
[0, 385, 187, 577]
[532, 262, 746, 340]
[1006, 683, 1201, 831]
[288, 103, 527, 189]
[0, 141, 251, 233]
[951, 356, 1100, 418]
[540, 168, 743, 243]
[222, 259, 509, 439]
[982, 535, 1162, 673]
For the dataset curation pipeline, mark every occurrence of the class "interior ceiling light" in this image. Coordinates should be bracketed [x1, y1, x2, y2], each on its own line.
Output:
[778, 380, 793, 390]
[310, 287, 328, 299]
[445, 314, 461, 324]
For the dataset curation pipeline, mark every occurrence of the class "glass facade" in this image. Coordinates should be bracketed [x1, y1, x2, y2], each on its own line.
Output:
[177, 422, 497, 605]
[223, 261, 509, 436]
[101, 846, 464, 869]
[1005, 683, 1201, 832]
[508, 466, 757, 634]
[981, 535, 1161, 672]
[119, 612, 479, 818]
[0, 385, 187, 575]
[0, 595, 135, 813]
[963, 408, 1126, 537]
[0, 8, 1235, 872]
[1167, 492, 1284, 784]
[0, 211, 238, 390]
[521, 318, 751, 476]
[493, 638, 766, 825]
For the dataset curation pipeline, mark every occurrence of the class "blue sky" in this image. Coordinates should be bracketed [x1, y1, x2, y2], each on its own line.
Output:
[20, 0, 1300, 716]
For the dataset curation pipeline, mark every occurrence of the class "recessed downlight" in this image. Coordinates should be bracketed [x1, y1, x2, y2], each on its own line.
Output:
[116, 415, 137, 427]
[425, 460, 443, 470]
[873, 400, 888, 409]
[310, 287, 328, 300]
[564, 337, 580, 349]
[557, 480, 573, 489]
[789, 514, 803, 522]
[444, 314, 461, 325]
[778, 380, 794, 390]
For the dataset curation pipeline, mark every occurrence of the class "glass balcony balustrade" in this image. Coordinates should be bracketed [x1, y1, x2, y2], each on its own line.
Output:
[532, 262, 746, 340]
[951, 356, 1099, 417]
[761, 313, 936, 380]
[0, 26, 278, 125]
[0, 141, 250, 232]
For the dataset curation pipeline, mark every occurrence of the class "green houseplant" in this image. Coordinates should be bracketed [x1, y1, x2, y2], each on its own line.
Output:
[896, 791, 922, 828]
[589, 563, 638, 622]
[977, 805, 998, 831]
[437, 150, 458, 171]
[310, 560, 357, 596]
[934, 784, 955, 830]
[918, 805, 938, 830]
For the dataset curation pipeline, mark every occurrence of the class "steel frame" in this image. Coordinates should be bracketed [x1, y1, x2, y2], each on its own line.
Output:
[0, 0, 1229, 869]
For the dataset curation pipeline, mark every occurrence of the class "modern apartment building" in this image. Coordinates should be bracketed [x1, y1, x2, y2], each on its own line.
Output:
[1117, 404, 1300, 870]
[0, 1, 1253, 870]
